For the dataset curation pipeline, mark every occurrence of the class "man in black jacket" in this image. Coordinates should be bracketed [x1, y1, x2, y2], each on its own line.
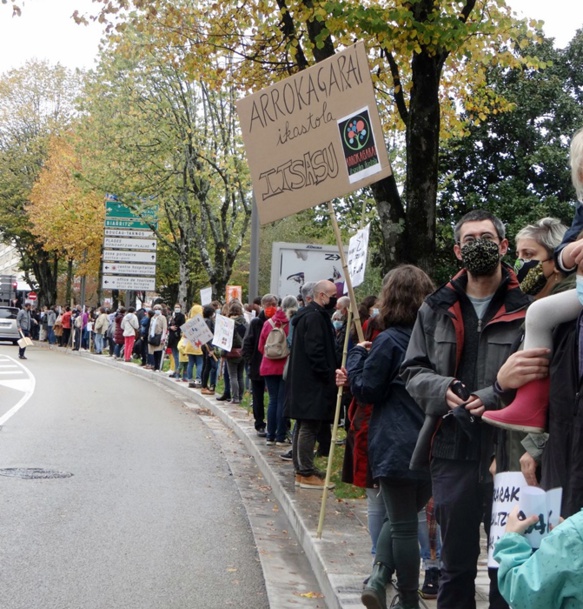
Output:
[285, 279, 339, 489]
[242, 293, 277, 436]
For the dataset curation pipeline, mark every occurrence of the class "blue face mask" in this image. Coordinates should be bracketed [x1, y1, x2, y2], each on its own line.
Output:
[332, 320, 343, 331]
[577, 275, 583, 306]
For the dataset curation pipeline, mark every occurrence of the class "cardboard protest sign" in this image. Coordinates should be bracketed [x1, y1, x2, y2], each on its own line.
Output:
[236, 42, 392, 225]
[226, 285, 242, 303]
[212, 314, 234, 352]
[347, 223, 370, 288]
[200, 287, 213, 306]
[488, 472, 562, 566]
[489, 472, 525, 568]
[520, 486, 562, 549]
[181, 315, 214, 348]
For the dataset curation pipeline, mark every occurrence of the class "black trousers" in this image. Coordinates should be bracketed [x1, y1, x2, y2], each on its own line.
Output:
[431, 458, 507, 609]
[250, 378, 266, 430]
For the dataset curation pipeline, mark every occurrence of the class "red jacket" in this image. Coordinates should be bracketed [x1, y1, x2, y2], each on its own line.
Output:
[258, 309, 290, 377]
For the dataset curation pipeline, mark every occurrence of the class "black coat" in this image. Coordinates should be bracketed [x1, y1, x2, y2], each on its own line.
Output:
[167, 311, 186, 348]
[242, 311, 267, 381]
[285, 302, 338, 421]
[541, 316, 583, 518]
[347, 326, 427, 480]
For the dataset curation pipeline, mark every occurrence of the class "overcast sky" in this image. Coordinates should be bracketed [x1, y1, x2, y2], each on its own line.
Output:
[0, 0, 581, 74]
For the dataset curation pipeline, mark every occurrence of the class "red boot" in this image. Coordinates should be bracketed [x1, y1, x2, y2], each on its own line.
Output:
[482, 377, 549, 433]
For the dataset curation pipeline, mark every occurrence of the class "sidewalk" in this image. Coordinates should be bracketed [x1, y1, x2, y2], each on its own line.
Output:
[80, 352, 491, 609]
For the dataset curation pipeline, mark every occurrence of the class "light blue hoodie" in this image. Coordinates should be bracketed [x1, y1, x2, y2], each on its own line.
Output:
[494, 509, 583, 609]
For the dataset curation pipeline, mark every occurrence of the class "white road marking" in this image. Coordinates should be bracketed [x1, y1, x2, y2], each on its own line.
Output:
[0, 355, 36, 426]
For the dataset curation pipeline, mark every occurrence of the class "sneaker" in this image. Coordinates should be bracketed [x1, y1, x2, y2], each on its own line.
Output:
[280, 449, 293, 461]
[298, 475, 335, 490]
[188, 382, 197, 388]
[215, 394, 231, 401]
[294, 474, 301, 486]
[256, 428, 267, 438]
[275, 441, 288, 447]
[201, 388, 215, 395]
[420, 567, 440, 599]
[266, 439, 276, 446]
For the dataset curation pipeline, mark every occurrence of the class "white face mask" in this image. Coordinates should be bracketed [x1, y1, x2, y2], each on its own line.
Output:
[174, 308, 181, 314]
[154, 310, 161, 315]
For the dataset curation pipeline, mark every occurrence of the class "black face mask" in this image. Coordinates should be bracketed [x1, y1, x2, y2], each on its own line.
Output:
[516, 260, 549, 296]
[460, 239, 501, 277]
[514, 258, 540, 284]
[324, 295, 338, 311]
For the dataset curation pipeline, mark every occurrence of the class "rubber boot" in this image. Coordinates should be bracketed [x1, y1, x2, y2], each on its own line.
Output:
[481, 376, 549, 433]
[361, 562, 392, 609]
[390, 589, 420, 609]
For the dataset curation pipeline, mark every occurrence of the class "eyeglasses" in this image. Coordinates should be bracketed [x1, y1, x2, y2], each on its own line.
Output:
[459, 233, 499, 246]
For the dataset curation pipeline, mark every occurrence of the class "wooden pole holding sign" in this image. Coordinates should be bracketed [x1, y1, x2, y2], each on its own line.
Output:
[327, 201, 364, 343]
[317, 306, 353, 538]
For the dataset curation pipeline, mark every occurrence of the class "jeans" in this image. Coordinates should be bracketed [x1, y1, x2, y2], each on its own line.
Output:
[225, 359, 244, 401]
[114, 343, 122, 358]
[375, 477, 432, 594]
[264, 375, 287, 442]
[201, 351, 218, 388]
[366, 487, 387, 557]
[250, 378, 266, 430]
[187, 354, 203, 381]
[292, 418, 327, 477]
[94, 333, 104, 354]
[418, 503, 442, 569]
[431, 458, 506, 609]
[171, 346, 180, 375]
[48, 327, 55, 345]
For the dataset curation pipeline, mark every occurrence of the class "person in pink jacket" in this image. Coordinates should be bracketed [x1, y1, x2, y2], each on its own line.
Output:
[258, 295, 298, 445]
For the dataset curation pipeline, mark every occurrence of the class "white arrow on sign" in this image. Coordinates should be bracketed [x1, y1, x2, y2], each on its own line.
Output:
[104, 228, 155, 238]
[103, 237, 157, 250]
[103, 250, 157, 263]
[102, 275, 156, 291]
[102, 263, 156, 276]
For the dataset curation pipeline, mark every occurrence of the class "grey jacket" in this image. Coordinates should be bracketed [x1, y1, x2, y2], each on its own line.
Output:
[400, 267, 530, 472]
[16, 308, 32, 332]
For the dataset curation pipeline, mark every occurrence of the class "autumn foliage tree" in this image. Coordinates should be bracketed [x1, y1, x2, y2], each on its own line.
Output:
[28, 134, 105, 302]
[80, 0, 544, 274]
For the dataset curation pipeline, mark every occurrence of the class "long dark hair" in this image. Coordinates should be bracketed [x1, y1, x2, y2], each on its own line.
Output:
[376, 265, 434, 330]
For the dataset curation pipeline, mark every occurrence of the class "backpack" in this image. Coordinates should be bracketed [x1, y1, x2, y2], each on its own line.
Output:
[264, 319, 290, 360]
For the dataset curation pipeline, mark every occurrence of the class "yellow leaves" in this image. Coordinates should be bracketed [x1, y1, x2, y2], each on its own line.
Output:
[28, 133, 104, 272]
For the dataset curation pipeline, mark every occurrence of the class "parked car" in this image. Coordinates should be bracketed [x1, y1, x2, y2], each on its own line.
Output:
[0, 306, 20, 344]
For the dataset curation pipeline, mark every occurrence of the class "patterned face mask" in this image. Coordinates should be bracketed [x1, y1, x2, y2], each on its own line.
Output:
[460, 238, 501, 277]
[516, 260, 548, 296]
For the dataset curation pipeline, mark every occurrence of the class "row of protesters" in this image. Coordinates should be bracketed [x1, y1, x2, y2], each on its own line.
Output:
[200, 305, 219, 395]
[285, 280, 340, 489]
[223, 301, 248, 404]
[344, 266, 435, 609]
[167, 303, 186, 378]
[486, 131, 583, 525]
[257, 295, 298, 445]
[242, 293, 278, 436]
[120, 307, 140, 363]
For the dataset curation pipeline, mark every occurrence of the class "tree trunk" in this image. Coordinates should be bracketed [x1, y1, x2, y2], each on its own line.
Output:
[66, 259, 73, 305]
[404, 51, 444, 274]
[370, 174, 406, 271]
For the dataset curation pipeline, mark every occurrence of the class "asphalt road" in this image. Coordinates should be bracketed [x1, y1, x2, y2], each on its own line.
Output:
[0, 343, 270, 609]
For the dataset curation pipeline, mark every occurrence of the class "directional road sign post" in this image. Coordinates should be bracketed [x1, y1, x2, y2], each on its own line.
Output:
[102, 196, 158, 293]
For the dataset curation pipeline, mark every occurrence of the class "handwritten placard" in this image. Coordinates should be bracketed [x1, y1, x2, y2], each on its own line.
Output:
[236, 42, 392, 225]
[347, 223, 370, 288]
[181, 315, 214, 349]
[212, 314, 234, 352]
[200, 287, 213, 306]
[488, 472, 563, 567]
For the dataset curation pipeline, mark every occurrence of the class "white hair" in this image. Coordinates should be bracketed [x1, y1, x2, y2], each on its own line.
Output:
[570, 127, 583, 202]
